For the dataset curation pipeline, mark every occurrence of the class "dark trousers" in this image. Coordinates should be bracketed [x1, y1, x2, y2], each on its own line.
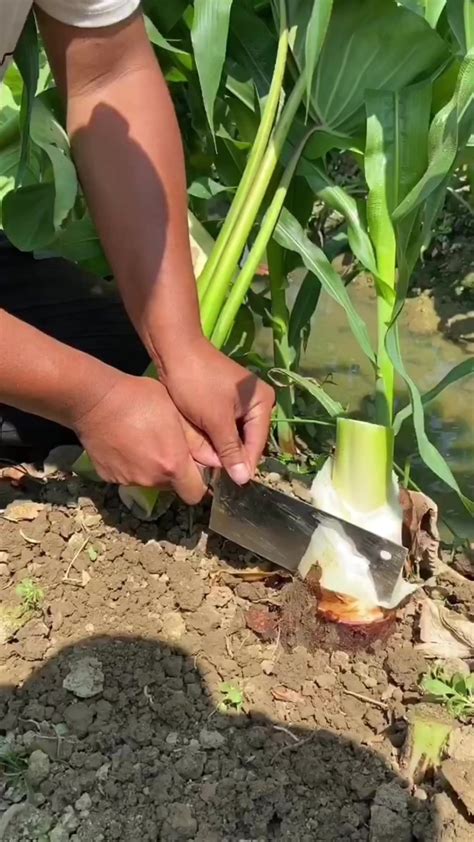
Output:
[0, 234, 148, 453]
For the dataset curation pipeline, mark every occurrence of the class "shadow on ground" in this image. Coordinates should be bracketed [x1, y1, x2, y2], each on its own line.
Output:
[0, 635, 441, 842]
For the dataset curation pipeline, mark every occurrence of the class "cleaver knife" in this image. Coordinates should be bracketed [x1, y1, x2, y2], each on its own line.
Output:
[207, 470, 408, 605]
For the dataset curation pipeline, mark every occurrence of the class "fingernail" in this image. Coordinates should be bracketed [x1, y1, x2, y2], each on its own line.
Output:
[229, 463, 250, 485]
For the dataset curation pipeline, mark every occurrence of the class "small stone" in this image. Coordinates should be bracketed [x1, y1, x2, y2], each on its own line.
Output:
[162, 611, 186, 642]
[0, 551, 9, 563]
[63, 656, 104, 698]
[330, 651, 350, 671]
[26, 750, 50, 787]
[266, 473, 281, 484]
[0, 562, 10, 576]
[49, 826, 71, 842]
[175, 751, 205, 780]
[141, 541, 166, 574]
[4, 500, 44, 522]
[370, 781, 411, 842]
[166, 732, 179, 746]
[314, 672, 337, 690]
[75, 792, 92, 812]
[167, 803, 197, 838]
[199, 729, 225, 750]
[64, 701, 93, 736]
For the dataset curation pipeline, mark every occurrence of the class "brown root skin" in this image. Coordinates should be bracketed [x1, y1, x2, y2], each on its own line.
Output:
[279, 578, 397, 653]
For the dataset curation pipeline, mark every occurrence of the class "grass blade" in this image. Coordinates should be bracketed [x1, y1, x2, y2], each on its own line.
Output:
[304, 0, 334, 114]
[191, 0, 233, 136]
[393, 358, 474, 435]
[385, 316, 474, 514]
[274, 208, 376, 365]
[13, 12, 38, 187]
[269, 368, 344, 418]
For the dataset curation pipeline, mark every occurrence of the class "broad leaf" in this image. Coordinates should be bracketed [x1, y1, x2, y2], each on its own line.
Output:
[30, 101, 77, 229]
[145, 17, 189, 57]
[274, 208, 376, 364]
[394, 52, 474, 220]
[304, 0, 334, 112]
[288, 0, 448, 134]
[13, 12, 39, 186]
[3, 182, 55, 251]
[270, 369, 344, 417]
[227, 4, 276, 101]
[288, 271, 322, 361]
[299, 158, 379, 280]
[393, 358, 474, 434]
[397, 1, 446, 28]
[447, 0, 474, 54]
[191, 0, 233, 135]
[385, 318, 474, 514]
[188, 176, 233, 200]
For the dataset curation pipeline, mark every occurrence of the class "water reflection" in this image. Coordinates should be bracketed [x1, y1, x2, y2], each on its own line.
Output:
[256, 276, 473, 540]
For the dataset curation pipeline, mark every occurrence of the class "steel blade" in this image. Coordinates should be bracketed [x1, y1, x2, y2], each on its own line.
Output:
[209, 472, 408, 603]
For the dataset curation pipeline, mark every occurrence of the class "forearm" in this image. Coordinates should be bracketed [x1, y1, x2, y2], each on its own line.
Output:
[38, 11, 202, 372]
[0, 309, 119, 427]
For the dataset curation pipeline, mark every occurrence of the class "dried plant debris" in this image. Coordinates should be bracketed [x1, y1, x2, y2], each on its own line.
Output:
[417, 597, 474, 659]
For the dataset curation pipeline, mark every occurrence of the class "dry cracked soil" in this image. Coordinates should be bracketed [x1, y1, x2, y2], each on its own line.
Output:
[0, 471, 473, 842]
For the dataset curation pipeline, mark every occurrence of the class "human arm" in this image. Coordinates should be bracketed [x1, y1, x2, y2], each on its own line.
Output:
[0, 308, 208, 502]
[37, 7, 274, 483]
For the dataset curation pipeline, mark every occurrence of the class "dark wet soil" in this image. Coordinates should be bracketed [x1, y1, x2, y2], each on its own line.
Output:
[0, 471, 473, 842]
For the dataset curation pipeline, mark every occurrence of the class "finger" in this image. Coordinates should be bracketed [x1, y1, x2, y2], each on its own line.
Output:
[180, 418, 221, 468]
[242, 397, 274, 474]
[171, 454, 207, 505]
[206, 414, 251, 485]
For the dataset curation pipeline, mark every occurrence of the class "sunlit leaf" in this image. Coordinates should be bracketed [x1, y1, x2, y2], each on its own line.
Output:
[13, 12, 39, 186]
[394, 52, 474, 220]
[289, 0, 447, 134]
[397, 0, 446, 28]
[385, 318, 474, 514]
[274, 208, 376, 364]
[191, 0, 233, 135]
[303, 0, 334, 112]
[447, 0, 474, 54]
[3, 182, 55, 251]
[269, 368, 344, 417]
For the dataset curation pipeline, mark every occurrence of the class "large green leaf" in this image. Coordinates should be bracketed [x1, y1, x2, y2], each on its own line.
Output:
[226, 4, 276, 101]
[447, 0, 474, 54]
[274, 208, 376, 364]
[393, 358, 474, 435]
[397, 0, 446, 28]
[303, 0, 334, 112]
[394, 51, 474, 220]
[13, 12, 39, 187]
[299, 158, 379, 279]
[30, 100, 77, 229]
[365, 82, 432, 295]
[2, 182, 55, 251]
[288, 0, 448, 134]
[288, 271, 322, 361]
[191, 0, 233, 135]
[385, 318, 473, 514]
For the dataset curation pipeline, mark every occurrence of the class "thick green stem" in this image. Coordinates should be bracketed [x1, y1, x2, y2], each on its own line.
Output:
[333, 417, 394, 513]
[201, 75, 306, 336]
[268, 239, 295, 454]
[197, 0, 289, 303]
[375, 294, 395, 426]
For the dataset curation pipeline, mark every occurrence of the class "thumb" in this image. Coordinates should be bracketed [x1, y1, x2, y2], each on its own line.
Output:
[207, 417, 251, 485]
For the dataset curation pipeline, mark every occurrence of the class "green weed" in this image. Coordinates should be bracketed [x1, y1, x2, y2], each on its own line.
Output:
[219, 682, 245, 712]
[421, 670, 474, 720]
[16, 578, 44, 611]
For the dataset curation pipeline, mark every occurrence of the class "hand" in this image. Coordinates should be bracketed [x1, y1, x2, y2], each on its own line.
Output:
[72, 373, 215, 504]
[160, 337, 275, 485]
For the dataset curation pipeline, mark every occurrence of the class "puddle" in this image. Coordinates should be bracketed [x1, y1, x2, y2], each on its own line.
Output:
[256, 275, 473, 540]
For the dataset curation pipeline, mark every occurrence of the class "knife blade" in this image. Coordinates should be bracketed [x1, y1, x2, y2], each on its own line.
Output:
[208, 470, 408, 605]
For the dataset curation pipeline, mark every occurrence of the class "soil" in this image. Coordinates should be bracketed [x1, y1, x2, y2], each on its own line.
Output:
[0, 469, 473, 842]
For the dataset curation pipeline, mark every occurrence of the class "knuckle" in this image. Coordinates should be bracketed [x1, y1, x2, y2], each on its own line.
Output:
[217, 439, 243, 461]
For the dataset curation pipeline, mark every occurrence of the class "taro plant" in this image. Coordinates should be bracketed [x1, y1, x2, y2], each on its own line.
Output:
[1, 1, 473, 613]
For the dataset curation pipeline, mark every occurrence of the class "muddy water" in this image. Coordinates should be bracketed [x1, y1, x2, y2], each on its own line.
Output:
[256, 276, 474, 540]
